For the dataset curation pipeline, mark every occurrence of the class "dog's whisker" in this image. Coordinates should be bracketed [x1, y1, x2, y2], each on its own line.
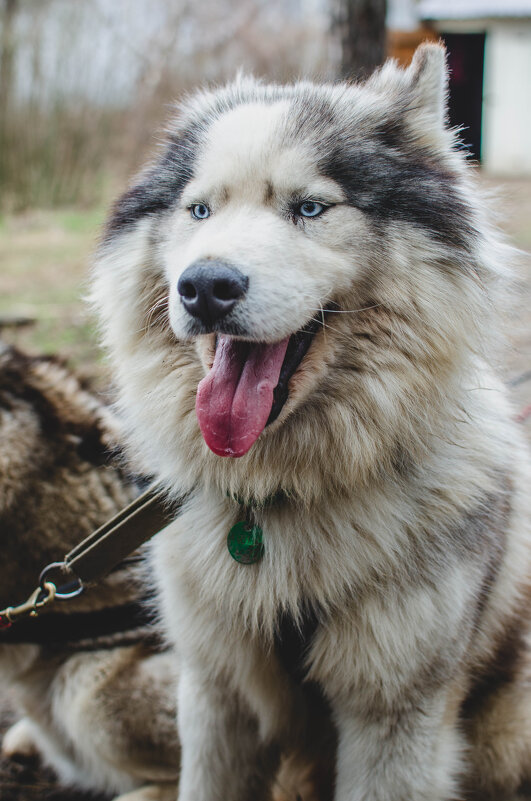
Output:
[309, 303, 383, 314]
[309, 314, 343, 334]
[144, 295, 169, 330]
[320, 303, 327, 345]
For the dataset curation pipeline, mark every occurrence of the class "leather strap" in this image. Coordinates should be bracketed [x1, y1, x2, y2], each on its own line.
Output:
[63, 486, 179, 584]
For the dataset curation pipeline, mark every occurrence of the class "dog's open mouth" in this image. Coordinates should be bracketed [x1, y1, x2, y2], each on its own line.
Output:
[196, 314, 323, 457]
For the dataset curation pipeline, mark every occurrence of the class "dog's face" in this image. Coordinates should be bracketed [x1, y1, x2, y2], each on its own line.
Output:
[93, 45, 495, 499]
[162, 99, 368, 457]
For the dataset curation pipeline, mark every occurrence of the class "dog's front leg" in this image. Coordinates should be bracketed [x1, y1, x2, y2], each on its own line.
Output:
[177, 667, 280, 801]
[313, 569, 476, 801]
[332, 685, 464, 801]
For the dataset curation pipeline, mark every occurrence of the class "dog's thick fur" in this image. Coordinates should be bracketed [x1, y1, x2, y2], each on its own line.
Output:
[0, 344, 179, 801]
[92, 45, 531, 800]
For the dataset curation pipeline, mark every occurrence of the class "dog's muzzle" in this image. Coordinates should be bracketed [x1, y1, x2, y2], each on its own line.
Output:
[177, 260, 329, 458]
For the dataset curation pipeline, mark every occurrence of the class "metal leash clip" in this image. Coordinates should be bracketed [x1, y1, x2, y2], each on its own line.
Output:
[0, 581, 57, 629]
[38, 562, 84, 601]
[0, 561, 84, 630]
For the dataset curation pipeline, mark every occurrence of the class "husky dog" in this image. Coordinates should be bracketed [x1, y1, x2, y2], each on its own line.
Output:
[0, 344, 179, 801]
[92, 44, 531, 800]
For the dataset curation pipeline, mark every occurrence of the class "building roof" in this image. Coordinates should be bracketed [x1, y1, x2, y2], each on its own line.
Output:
[418, 0, 531, 20]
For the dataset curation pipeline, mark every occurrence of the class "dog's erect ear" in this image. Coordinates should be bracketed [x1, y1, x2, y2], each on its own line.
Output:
[367, 42, 448, 130]
[407, 43, 448, 125]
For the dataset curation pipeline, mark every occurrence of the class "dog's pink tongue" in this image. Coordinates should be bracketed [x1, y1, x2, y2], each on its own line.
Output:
[196, 335, 289, 457]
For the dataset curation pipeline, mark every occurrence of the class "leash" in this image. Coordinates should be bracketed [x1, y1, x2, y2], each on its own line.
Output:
[0, 486, 180, 631]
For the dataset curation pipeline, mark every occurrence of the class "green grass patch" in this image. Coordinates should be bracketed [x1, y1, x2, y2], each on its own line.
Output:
[0, 206, 107, 377]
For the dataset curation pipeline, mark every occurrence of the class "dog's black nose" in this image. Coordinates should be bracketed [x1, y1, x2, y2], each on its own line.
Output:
[178, 260, 248, 325]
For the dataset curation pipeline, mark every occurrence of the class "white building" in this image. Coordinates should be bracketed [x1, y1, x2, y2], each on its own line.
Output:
[392, 0, 531, 175]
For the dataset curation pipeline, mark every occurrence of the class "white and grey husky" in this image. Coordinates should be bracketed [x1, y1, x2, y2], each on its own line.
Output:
[92, 44, 531, 800]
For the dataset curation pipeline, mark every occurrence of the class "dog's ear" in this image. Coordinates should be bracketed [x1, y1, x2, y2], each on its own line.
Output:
[366, 42, 448, 131]
[407, 43, 448, 126]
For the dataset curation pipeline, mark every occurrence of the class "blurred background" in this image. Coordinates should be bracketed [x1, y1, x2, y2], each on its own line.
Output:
[0, 0, 530, 433]
[0, 5, 530, 798]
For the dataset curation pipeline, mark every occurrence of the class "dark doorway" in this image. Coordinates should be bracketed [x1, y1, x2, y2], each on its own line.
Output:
[441, 33, 486, 162]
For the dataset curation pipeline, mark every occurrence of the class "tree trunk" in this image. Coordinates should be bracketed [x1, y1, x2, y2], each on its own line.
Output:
[0, 0, 18, 117]
[333, 0, 387, 80]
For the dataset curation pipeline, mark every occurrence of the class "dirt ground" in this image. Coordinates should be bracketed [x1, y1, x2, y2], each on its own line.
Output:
[0, 176, 530, 799]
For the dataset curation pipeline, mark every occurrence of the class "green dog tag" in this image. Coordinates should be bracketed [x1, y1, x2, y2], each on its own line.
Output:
[227, 521, 264, 564]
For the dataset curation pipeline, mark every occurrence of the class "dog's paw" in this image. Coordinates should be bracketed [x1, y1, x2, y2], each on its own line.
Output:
[113, 784, 177, 801]
[2, 718, 39, 759]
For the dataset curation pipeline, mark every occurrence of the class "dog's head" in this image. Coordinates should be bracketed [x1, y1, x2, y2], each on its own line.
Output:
[92, 44, 504, 501]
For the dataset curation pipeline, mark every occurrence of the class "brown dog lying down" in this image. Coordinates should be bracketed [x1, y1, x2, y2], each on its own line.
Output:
[0, 343, 179, 801]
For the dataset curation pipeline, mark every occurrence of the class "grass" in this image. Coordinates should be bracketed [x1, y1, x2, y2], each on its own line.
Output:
[0, 206, 108, 376]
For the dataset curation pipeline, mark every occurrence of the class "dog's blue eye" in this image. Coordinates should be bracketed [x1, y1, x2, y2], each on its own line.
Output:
[191, 204, 210, 220]
[299, 201, 324, 218]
